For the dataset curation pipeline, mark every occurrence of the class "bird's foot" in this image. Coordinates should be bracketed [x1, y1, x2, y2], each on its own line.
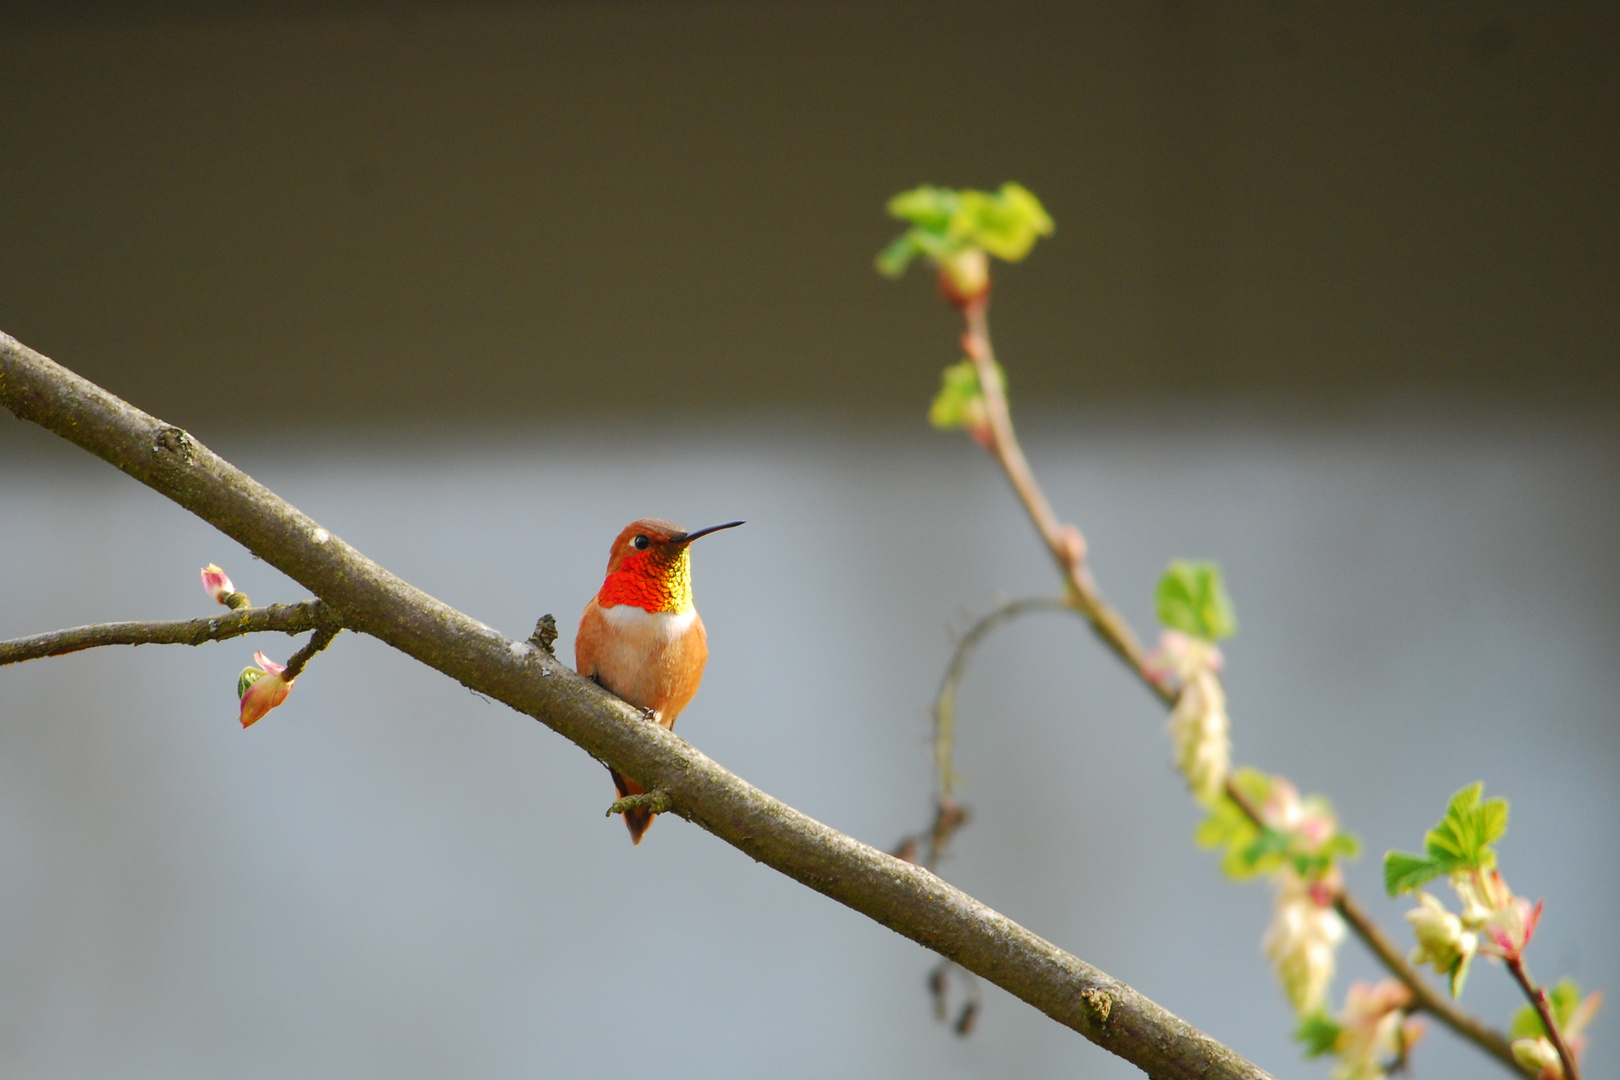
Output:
[606, 789, 672, 818]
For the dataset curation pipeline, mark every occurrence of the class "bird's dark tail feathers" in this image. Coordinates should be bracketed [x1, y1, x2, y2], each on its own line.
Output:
[611, 769, 655, 845]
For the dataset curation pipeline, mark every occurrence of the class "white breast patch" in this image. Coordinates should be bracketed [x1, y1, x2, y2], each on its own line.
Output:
[598, 603, 698, 640]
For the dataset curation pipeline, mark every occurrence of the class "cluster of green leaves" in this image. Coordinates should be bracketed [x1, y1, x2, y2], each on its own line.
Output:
[1294, 1011, 1343, 1058]
[1383, 782, 1509, 895]
[1155, 560, 1238, 642]
[875, 182, 1054, 278]
[1196, 769, 1360, 881]
[927, 359, 1005, 432]
[1512, 980, 1592, 1041]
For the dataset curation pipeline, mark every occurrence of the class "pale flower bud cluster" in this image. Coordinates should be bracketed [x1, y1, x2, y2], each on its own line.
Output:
[1455, 868, 1542, 962]
[1149, 631, 1231, 806]
[1263, 868, 1345, 1013]
[1514, 1036, 1565, 1079]
[1260, 778, 1337, 855]
[1405, 866, 1542, 1003]
[1328, 979, 1425, 1080]
[1405, 892, 1479, 996]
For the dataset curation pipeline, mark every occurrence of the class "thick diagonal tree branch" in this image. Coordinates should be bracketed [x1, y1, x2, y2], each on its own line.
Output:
[0, 331, 1274, 1080]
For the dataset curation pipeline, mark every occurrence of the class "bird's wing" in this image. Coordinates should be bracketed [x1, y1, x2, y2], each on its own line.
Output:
[574, 598, 602, 681]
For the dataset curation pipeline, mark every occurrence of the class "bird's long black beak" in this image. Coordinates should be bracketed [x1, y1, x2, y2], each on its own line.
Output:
[674, 520, 745, 544]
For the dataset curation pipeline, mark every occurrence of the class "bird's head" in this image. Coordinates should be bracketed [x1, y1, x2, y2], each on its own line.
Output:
[597, 518, 743, 613]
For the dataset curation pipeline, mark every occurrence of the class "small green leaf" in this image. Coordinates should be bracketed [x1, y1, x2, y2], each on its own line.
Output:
[928, 359, 1003, 431]
[1238, 828, 1290, 873]
[1511, 980, 1586, 1039]
[1383, 850, 1444, 895]
[875, 233, 924, 278]
[1549, 980, 1583, 1028]
[1512, 1003, 1545, 1040]
[876, 183, 1054, 279]
[237, 667, 265, 699]
[1323, 832, 1361, 860]
[1155, 561, 1238, 641]
[1193, 794, 1252, 847]
[953, 183, 1054, 262]
[1195, 769, 1281, 880]
[1294, 1011, 1343, 1058]
[1421, 782, 1510, 873]
[886, 185, 956, 231]
[1450, 952, 1473, 998]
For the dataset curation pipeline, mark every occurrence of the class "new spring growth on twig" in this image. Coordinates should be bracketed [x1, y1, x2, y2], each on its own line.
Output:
[865, 180, 1550, 1074]
[1150, 561, 1238, 805]
[1385, 784, 1597, 1080]
[1193, 766, 1361, 1015]
[1512, 981, 1603, 1080]
[238, 651, 292, 728]
[875, 183, 1052, 447]
[1384, 784, 1543, 974]
[875, 182, 1052, 307]
[1297, 979, 1426, 1080]
[201, 563, 250, 610]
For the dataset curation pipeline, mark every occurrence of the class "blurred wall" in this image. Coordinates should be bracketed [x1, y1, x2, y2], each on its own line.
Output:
[3, 5, 1620, 1079]
[2, 0, 1617, 432]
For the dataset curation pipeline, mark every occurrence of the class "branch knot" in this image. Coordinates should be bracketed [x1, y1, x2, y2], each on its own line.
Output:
[607, 789, 673, 817]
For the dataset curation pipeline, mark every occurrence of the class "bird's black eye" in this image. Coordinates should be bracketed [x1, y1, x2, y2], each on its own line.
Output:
[632, 534, 650, 550]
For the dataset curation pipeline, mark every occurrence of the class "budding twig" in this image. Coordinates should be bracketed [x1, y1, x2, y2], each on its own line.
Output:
[0, 601, 338, 667]
[1507, 957, 1582, 1080]
[1338, 889, 1522, 1073]
[959, 298, 1169, 707]
[1218, 776, 1521, 1072]
[282, 625, 341, 681]
[933, 596, 1077, 798]
[952, 295, 1523, 1074]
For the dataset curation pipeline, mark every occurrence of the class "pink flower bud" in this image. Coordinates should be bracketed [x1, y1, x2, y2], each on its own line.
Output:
[237, 651, 293, 728]
[201, 564, 236, 606]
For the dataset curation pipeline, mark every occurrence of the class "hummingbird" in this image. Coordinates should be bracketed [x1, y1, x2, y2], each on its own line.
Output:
[575, 518, 743, 844]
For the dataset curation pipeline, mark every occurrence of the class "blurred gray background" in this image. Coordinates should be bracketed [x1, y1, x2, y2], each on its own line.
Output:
[1, 2, 1616, 1078]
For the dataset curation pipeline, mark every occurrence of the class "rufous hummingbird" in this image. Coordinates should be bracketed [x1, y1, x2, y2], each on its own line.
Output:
[575, 518, 743, 844]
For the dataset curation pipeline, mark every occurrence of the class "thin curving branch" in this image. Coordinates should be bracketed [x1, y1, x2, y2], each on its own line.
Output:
[0, 601, 337, 666]
[892, 597, 1075, 873]
[1507, 957, 1582, 1080]
[933, 596, 1077, 799]
[960, 298, 1170, 706]
[0, 332, 1276, 1080]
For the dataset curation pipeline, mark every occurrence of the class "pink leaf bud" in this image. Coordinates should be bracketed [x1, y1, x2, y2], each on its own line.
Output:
[201, 564, 236, 606]
[237, 651, 293, 728]
[1405, 891, 1478, 997]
